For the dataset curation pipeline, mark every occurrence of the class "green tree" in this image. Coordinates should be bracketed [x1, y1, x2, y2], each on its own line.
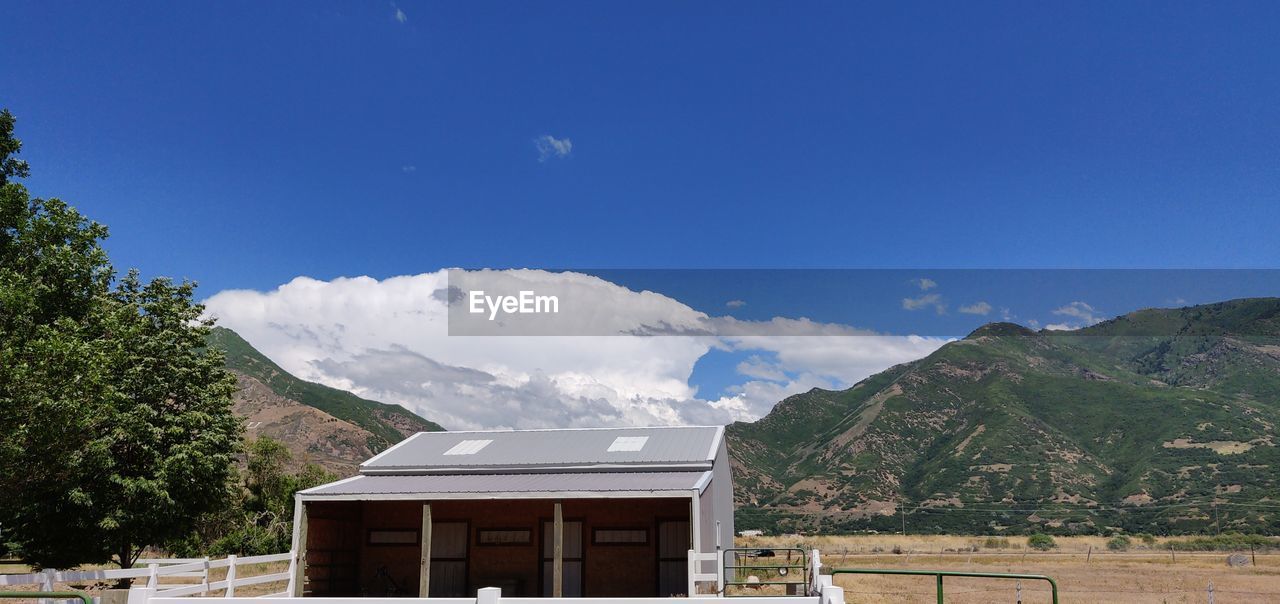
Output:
[1027, 533, 1057, 551]
[246, 436, 297, 517]
[0, 109, 242, 569]
[172, 437, 336, 557]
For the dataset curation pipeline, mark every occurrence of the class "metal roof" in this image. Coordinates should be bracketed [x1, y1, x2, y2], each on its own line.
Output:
[360, 426, 724, 474]
[300, 471, 711, 500]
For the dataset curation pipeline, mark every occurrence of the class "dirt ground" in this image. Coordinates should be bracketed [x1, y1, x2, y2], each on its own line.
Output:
[741, 535, 1280, 603]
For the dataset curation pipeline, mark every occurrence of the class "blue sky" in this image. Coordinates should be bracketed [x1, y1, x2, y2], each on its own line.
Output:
[4, 1, 1279, 298]
[5, 2, 1280, 425]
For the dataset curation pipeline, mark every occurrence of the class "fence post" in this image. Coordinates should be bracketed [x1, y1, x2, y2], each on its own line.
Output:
[224, 555, 237, 597]
[201, 557, 211, 596]
[146, 564, 159, 589]
[285, 550, 296, 597]
[1207, 580, 1214, 604]
[126, 587, 155, 604]
[1086, 546, 1092, 563]
[476, 586, 501, 604]
[716, 548, 725, 594]
[38, 568, 54, 604]
[1016, 579, 1022, 604]
[934, 574, 943, 604]
[810, 549, 822, 596]
[686, 549, 697, 596]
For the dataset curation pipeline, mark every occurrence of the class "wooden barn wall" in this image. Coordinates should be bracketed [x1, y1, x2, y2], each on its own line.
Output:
[302, 497, 691, 598]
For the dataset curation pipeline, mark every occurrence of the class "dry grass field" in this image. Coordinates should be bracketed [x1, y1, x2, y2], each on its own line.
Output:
[739, 535, 1280, 603]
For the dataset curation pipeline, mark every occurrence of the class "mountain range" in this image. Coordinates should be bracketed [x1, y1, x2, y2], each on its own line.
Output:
[208, 298, 1280, 534]
[727, 297, 1280, 535]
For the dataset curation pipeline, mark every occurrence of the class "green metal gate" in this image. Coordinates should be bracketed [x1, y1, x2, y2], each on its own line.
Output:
[721, 548, 808, 596]
[0, 592, 92, 604]
[830, 568, 1059, 604]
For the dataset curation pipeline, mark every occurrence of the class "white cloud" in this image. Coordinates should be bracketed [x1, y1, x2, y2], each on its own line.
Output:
[401, 165, 416, 173]
[204, 270, 948, 430]
[725, 299, 746, 309]
[911, 277, 937, 291]
[535, 135, 572, 162]
[958, 301, 992, 315]
[393, 4, 407, 23]
[1045, 301, 1105, 330]
[735, 355, 787, 382]
[902, 292, 946, 314]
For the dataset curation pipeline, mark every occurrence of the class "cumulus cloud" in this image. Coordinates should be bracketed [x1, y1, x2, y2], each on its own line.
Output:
[911, 277, 937, 291]
[902, 292, 946, 314]
[1045, 301, 1104, 331]
[204, 270, 948, 430]
[535, 135, 572, 161]
[958, 301, 992, 315]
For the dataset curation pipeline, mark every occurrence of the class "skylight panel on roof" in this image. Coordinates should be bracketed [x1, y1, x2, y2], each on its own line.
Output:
[607, 436, 649, 452]
[443, 439, 493, 455]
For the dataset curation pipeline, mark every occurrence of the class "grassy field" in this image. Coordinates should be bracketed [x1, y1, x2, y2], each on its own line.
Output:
[740, 535, 1280, 603]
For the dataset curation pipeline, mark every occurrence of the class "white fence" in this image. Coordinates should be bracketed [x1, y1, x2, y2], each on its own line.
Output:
[0, 552, 294, 602]
[149, 593, 839, 604]
[5, 549, 846, 604]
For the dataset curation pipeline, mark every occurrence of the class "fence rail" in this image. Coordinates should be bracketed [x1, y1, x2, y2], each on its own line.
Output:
[0, 553, 295, 602]
[830, 568, 1057, 604]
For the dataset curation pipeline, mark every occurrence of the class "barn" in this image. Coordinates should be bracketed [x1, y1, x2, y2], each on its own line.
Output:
[290, 426, 734, 598]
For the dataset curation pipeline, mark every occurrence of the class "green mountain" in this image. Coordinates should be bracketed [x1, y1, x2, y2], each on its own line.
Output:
[728, 298, 1280, 535]
[208, 327, 443, 456]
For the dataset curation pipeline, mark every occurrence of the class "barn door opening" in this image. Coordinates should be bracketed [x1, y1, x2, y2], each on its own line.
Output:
[428, 521, 468, 597]
[657, 520, 689, 596]
[540, 520, 583, 596]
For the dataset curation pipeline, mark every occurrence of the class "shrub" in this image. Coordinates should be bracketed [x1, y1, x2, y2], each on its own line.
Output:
[1167, 533, 1279, 552]
[982, 537, 1010, 549]
[1139, 533, 1157, 546]
[1106, 535, 1131, 551]
[1027, 534, 1056, 551]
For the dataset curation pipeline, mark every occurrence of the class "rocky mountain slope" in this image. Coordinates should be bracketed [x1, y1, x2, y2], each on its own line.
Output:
[728, 298, 1280, 535]
[208, 327, 444, 476]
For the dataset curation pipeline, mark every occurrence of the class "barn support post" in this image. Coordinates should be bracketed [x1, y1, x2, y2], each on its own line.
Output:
[690, 491, 702, 564]
[419, 503, 432, 597]
[289, 497, 308, 597]
[553, 501, 564, 597]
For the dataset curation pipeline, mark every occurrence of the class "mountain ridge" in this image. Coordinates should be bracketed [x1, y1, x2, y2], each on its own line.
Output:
[727, 297, 1280, 535]
[207, 327, 444, 475]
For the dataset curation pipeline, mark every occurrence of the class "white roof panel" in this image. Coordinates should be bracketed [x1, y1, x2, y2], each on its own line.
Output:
[362, 426, 723, 474]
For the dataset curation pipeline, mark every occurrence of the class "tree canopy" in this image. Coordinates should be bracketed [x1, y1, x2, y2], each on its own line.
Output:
[0, 109, 242, 568]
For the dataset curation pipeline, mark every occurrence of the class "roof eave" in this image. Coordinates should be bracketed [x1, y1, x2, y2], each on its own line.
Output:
[359, 461, 715, 476]
[298, 489, 702, 502]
